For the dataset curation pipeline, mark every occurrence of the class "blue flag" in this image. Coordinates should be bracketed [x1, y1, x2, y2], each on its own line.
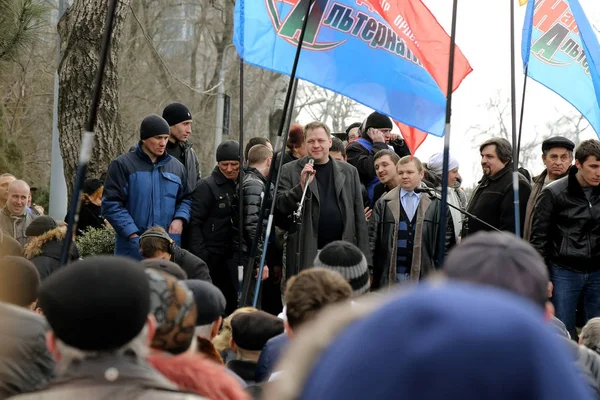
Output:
[234, 0, 471, 137]
[522, 0, 600, 137]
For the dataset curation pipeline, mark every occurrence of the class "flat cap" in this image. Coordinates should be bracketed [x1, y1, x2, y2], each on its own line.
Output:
[39, 256, 150, 351]
[183, 280, 226, 325]
[231, 310, 284, 351]
[542, 136, 575, 152]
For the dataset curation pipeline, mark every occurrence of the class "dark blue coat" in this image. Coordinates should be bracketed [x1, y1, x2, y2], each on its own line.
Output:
[102, 145, 191, 260]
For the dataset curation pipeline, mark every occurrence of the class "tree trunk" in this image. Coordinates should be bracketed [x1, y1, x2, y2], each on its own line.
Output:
[58, 0, 130, 194]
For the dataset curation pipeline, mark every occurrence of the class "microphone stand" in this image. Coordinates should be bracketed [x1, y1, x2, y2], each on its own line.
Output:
[415, 188, 502, 234]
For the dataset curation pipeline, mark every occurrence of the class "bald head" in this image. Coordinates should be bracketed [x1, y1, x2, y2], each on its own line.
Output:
[0, 174, 16, 208]
[6, 180, 30, 216]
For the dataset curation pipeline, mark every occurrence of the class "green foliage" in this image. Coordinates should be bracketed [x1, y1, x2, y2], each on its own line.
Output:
[0, 102, 24, 177]
[75, 226, 115, 257]
[0, 0, 49, 63]
[32, 187, 49, 211]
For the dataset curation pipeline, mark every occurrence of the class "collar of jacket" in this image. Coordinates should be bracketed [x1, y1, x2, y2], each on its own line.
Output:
[1, 206, 26, 218]
[477, 162, 513, 185]
[24, 226, 65, 259]
[135, 144, 171, 166]
[211, 165, 236, 185]
[534, 165, 572, 184]
[567, 165, 600, 197]
[245, 166, 267, 183]
[53, 352, 177, 391]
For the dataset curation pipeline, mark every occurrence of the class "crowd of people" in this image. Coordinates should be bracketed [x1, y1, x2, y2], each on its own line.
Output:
[2, 102, 600, 398]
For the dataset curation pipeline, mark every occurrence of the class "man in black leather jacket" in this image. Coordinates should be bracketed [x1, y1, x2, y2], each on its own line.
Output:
[232, 144, 273, 290]
[369, 156, 454, 289]
[531, 139, 600, 337]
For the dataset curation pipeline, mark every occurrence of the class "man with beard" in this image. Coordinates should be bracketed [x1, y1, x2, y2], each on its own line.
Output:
[523, 137, 574, 241]
[462, 138, 531, 238]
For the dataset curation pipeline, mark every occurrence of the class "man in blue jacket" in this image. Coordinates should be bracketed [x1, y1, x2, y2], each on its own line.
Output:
[102, 114, 191, 260]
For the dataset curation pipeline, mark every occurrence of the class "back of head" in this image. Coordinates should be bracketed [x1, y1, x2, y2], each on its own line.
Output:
[0, 256, 40, 307]
[286, 283, 593, 400]
[0, 233, 22, 257]
[39, 256, 150, 351]
[231, 310, 284, 351]
[141, 258, 187, 280]
[287, 124, 304, 151]
[285, 268, 352, 330]
[581, 318, 600, 353]
[444, 231, 549, 308]
[212, 306, 258, 353]
[245, 137, 271, 160]
[139, 226, 173, 259]
[146, 269, 197, 354]
[248, 144, 273, 167]
[313, 241, 369, 297]
[183, 279, 226, 326]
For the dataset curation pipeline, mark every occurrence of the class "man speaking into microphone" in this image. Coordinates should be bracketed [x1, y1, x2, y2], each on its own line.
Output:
[276, 121, 371, 281]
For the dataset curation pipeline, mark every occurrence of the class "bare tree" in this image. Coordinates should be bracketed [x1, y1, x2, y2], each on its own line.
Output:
[296, 82, 362, 132]
[58, 0, 130, 193]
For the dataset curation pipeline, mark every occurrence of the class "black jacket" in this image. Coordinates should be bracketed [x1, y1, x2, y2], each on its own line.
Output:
[76, 202, 105, 235]
[24, 227, 79, 280]
[462, 163, 531, 238]
[530, 167, 600, 272]
[171, 245, 211, 282]
[232, 167, 273, 266]
[187, 166, 236, 257]
[369, 185, 455, 289]
[346, 137, 410, 188]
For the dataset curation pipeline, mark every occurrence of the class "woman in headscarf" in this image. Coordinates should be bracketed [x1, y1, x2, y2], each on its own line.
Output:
[425, 153, 468, 241]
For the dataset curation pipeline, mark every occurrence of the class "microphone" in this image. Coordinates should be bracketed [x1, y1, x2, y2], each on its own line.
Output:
[306, 157, 315, 176]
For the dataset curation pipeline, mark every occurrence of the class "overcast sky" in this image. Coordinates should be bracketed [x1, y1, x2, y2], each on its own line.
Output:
[298, 0, 600, 188]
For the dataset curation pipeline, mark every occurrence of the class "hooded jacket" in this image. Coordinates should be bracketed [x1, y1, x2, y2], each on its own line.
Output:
[103, 145, 191, 260]
[23, 227, 79, 280]
[0, 208, 35, 247]
[171, 245, 211, 282]
[0, 302, 55, 399]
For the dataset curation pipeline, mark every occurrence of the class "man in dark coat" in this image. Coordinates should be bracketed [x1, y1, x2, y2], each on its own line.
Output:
[531, 139, 600, 337]
[275, 122, 371, 279]
[232, 145, 273, 294]
[162, 102, 202, 187]
[523, 136, 574, 241]
[188, 140, 240, 314]
[346, 111, 410, 205]
[462, 137, 531, 238]
[369, 156, 455, 289]
[139, 226, 211, 282]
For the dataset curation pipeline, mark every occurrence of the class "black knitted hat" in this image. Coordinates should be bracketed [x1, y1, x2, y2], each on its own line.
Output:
[39, 256, 151, 351]
[162, 103, 192, 127]
[313, 241, 370, 296]
[216, 140, 240, 162]
[25, 216, 57, 237]
[140, 114, 170, 140]
[361, 111, 393, 134]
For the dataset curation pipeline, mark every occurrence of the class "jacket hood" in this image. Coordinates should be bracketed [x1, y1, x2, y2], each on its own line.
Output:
[23, 227, 66, 259]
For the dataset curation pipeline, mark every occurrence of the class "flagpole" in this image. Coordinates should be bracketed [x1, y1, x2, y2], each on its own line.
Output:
[516, 65, 529, 166]
[510, 0, 522, 237]
[60, 0, 119, 265]
[241, 0, 314, 307]
[436, 0, 459, 266]
[237, 57, 245, 303]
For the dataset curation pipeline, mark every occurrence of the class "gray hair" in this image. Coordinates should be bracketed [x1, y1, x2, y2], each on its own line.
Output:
[581, 318, 600, 353]
[54, 323, 150, 373]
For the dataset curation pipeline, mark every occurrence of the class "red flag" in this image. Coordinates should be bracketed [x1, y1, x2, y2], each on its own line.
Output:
[364, 0, 472, 154]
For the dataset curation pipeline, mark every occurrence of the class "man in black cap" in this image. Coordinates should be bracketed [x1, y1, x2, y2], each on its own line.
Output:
[163, 102, 201, 188]
[103, 114, 191, 260]
[228, 310, 284, 384]
[11, 256, 205, 400]
[531, 139, 600, 338]
[188, 140, 240, 315]
[523, 136, 574, 240]
[346, 111, 410, 205]
[184, 279, 226, 342]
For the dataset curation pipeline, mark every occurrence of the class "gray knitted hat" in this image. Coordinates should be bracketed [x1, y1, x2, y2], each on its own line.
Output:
[313, 241, 370, 296]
